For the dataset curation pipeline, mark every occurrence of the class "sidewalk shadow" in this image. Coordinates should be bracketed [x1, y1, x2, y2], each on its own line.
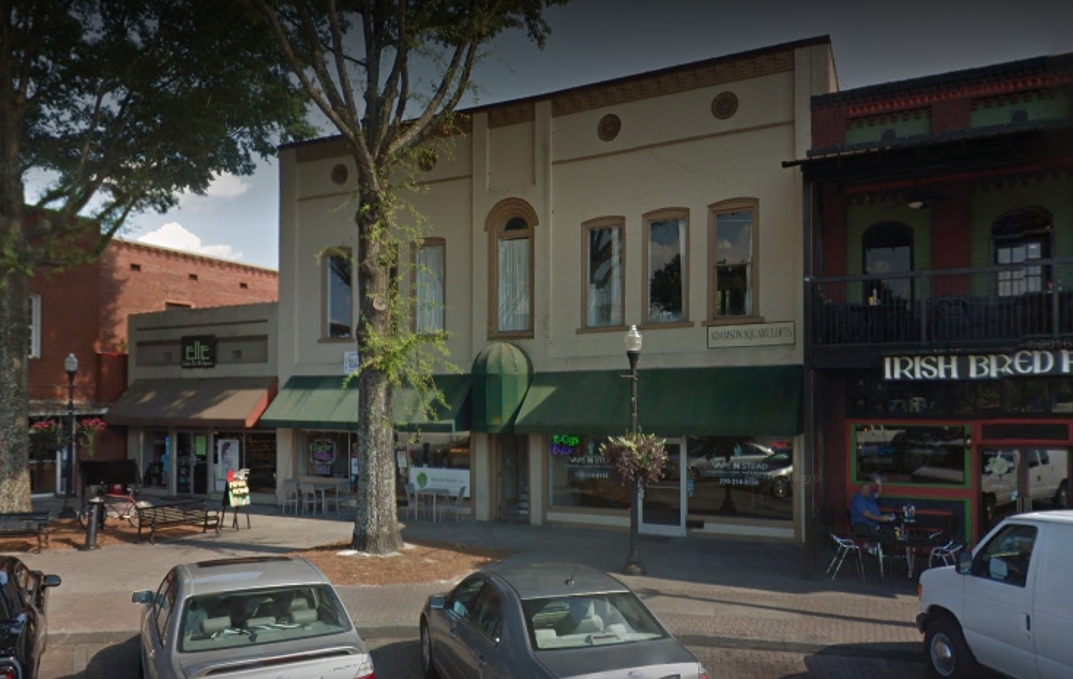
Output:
[81, 634, 141, 679]
[780, 641, 926, 678]
[368, 638, 421, 677]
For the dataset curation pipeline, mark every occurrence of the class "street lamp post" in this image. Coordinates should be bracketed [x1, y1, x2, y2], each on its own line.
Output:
[623, 325, 644, 576]
[58, 353, 79, 519]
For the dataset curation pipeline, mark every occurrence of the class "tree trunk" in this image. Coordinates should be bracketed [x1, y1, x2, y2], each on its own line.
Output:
[351, 184, 403, 554]
[0, 243, 32, 514]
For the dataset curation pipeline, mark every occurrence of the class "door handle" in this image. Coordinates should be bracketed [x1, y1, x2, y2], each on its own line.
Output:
[474, 652, 486, 667]
[1025, 613, 1031, 632]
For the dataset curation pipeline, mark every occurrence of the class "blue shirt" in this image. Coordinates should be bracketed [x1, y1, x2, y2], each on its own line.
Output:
[850, 491, 880, 528]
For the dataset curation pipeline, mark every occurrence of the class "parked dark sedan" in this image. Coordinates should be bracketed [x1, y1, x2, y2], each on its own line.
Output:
[0, 556, 62, 679]
[420, 562, 708, 679]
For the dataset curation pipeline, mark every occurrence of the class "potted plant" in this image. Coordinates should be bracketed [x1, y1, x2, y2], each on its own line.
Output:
[77, 417, 108, 457]
[29, 419, 68, 460]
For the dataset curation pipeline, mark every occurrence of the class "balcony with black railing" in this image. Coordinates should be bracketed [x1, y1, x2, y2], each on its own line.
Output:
[809, 257, 1073, 352]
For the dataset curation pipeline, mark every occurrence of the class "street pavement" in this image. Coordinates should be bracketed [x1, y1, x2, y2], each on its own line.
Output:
[20, 498, 934, 678]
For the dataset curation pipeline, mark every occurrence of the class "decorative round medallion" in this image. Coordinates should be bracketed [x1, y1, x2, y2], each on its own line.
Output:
[331, 163, 349, 185]
[711, 91, 739, 120]
[418, 149, 438, 172]
[597, 114, 621, 142]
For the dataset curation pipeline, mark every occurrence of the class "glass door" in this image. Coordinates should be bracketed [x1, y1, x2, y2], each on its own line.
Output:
[639, 440, 685, 537]
[981, 446, 1070, 534]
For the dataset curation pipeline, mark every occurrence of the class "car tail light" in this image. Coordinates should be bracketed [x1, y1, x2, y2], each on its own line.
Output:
[0, 667, 14, 679]
[353, 656, 375, 679]
[698, 664, 709, 679]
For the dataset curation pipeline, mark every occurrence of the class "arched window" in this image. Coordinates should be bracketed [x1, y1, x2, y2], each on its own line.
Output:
[992, 207, 1052, 297]
[486, 198, 537, 337]
[862, 221, 914, 303]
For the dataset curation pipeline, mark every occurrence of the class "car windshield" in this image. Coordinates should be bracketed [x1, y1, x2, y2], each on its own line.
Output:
[178, 584, 352, 653]
[521, 592, 667, 651]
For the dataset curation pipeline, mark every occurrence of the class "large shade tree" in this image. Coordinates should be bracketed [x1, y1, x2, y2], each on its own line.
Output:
[248, 0, 568, 553]
[0, 0, 312, 512]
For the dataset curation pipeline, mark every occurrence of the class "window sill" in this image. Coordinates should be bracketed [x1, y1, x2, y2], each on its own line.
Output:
[576, 325, 629, 335]
[488, 331, 534, 341]
[318, 337, 356, 344]
[638, 320, 695, 331]
[703, 316, 766, 327]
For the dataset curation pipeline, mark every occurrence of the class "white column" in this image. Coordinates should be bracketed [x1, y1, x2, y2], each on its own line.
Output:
[473, 433, 493, 521]
[528, 434, 544, 525]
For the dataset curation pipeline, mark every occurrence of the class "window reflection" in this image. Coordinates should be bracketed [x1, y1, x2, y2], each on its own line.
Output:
[854, 424, 967, 485]
[685, 437, 793, 520]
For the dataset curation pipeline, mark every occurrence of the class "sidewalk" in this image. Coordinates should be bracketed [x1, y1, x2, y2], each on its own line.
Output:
[22, 498, 924, 661]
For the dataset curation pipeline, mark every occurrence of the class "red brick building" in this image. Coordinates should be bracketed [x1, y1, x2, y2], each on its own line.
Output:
[28, 239, 278, 495]
[787, 52, 1073, 550]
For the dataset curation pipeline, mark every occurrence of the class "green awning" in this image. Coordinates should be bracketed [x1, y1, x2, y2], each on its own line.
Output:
[258, 374, 471, 433]
[513, 365, 802, 437]
[471, 342, 532, 434]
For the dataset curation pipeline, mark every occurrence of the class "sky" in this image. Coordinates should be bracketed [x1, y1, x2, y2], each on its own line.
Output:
[120, 0, 1073, 270]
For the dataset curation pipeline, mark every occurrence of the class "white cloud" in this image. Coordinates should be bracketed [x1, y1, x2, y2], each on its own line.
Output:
[136, 222, 244, 261]
[179, 172, 252, 208]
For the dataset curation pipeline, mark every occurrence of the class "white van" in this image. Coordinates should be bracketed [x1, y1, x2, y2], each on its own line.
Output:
[916, 510, 1073, 679]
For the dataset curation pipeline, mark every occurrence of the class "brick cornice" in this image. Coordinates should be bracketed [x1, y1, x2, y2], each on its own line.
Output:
[111, 239, 278, 277]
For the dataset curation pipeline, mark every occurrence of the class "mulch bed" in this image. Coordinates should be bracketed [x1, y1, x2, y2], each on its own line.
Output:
[0, 517, 205, 553]
[290, 540, 513, 586]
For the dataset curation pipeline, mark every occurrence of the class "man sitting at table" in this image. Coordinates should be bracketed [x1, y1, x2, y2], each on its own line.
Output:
[850, 474, 895, 552]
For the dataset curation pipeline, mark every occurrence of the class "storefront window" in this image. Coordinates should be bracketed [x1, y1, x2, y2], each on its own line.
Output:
[548, 435, 629, 510]
[306, 431, 352, 478]
[244, 434, 277, 493]
[141, 430, 170, 488]
[853, 423, 968, 486]
[685, 436, 794, 521]
[401, 434, 471, 499]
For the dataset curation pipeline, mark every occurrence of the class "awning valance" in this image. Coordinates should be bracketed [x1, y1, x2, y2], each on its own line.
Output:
[105, 377, 277, 429]
[513, 365, 803, 437]
[258, 374, 471, 433]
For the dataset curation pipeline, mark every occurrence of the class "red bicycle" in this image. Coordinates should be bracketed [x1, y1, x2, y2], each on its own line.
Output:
[77, 483, 152, 528]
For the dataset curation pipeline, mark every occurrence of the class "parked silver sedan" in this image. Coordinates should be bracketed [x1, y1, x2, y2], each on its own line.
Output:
[132, 556, 374, 679]
[420, 562, 709, 679]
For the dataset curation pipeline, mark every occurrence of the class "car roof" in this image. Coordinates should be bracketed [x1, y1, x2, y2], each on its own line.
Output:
[1011, 510, 1073, 525]
[175, 556, 327, 597]
[485, 563, 631, 600]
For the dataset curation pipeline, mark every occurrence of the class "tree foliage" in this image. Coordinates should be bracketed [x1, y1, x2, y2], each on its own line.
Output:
[248, 0, 569, 552]
[0, 0, 313, 512]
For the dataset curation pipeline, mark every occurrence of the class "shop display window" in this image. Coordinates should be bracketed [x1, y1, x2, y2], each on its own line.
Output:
[141, 430, 170, 488]
[685, 436, 794, 521]
[548, 435, 629, 510]
[852, 423, 969, 486]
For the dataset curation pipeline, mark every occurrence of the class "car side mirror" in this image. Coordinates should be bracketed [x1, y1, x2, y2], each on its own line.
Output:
[956, 552, 972, 575]
[42, 574, 61, 588]
[132, 590, 154, 605]
[429, 595, 446, 610]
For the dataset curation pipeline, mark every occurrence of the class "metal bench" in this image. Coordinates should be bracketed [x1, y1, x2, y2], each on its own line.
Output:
[135, 501, 221, 545]
[0, 511, 51, 553]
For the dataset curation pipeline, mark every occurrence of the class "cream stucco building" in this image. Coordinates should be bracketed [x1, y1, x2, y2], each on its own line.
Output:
[262, 36, 837, 543]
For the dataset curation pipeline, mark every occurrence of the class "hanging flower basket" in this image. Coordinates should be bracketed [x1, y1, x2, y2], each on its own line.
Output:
[29, 419, 68, 461]
[599, 432, 668, 487]
[77, 417, 108, 457]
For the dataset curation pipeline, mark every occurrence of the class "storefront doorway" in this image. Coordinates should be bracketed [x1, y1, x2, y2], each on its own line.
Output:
[176, 432, 209, 495]
[980, 445, 1071, 533]
[497, 436, 529, 522]
[639, 440, 685, 537]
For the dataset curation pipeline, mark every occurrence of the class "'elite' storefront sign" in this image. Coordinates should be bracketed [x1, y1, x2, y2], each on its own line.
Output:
[707, 321, 795, 349]
[884, 350, 1073, 381]
[181, 335, 216, 369]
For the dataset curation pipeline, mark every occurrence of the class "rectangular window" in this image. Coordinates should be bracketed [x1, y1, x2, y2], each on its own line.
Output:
[415, 240, 445, 334]
[644, 212, 687, 324]
[583, 220, 624, 328]
[853, 423, 969, 486]
[28, 294, 41, 359]
[498, 238, 530, 333]
[686, 437, 794, 520]
[324, 250, 353, 339]
[548, 435, 629, 510]
[710, 202, 757, 319]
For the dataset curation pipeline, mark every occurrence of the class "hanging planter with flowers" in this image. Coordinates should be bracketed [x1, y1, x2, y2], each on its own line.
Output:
[29, 419, 68, 461]
[599, 431, 668, 488]
[77, 417, 108, 457]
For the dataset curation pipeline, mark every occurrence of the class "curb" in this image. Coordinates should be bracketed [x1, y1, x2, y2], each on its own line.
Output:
[48, 626, 924, 664]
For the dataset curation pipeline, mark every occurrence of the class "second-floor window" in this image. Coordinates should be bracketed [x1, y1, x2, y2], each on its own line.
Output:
[862, 221, 913, 304]
[993, 207, 1051, 297]
[28, 294, 40, 359]
[644, 209, 688, 324]
[487, 198, 537, 337]
[324, 248, 353, 339]
[710, 199, 758, 319]
[583, 218, 624, 328]
[414, 239, 445, 334]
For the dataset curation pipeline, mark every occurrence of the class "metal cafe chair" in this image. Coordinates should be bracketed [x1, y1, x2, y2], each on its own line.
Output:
[280, 479, 300, 515]
[929, 540, 964, 568]
[404, 483, 422, 521]
[826, 532, 866, 582]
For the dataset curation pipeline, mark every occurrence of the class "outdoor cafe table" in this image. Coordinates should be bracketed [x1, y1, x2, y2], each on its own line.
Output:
[298, 476, 349, 514]
[415, 487, 452, 522]
[878, 528, 950, 580]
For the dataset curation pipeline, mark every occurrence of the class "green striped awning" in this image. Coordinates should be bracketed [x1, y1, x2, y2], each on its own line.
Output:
[513, 365, 802, 437]
[258, 374, 471, 433]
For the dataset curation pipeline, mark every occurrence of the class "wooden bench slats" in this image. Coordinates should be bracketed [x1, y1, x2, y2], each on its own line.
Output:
[135, 501, 220, 545]
[0, 511, 51, 552]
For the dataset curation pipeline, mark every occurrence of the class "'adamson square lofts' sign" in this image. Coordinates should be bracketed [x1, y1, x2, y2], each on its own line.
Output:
[884, 350, 1073, 381]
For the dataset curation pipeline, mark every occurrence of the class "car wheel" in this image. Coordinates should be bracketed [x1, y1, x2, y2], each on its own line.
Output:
[772, 477, 791, 499]
[925, 615, 978, 679]
[421, 619, 439, 679]
[1055, 481, 1069, 509]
